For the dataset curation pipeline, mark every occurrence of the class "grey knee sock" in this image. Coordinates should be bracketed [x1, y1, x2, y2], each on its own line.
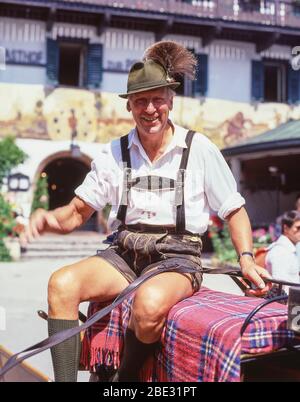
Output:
[48, 318, 81, 382]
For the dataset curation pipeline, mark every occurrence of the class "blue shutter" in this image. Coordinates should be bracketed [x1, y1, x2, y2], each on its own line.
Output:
[251, 60, 264, 102]
[86, 43, 103, 89]
[287, 64, 300, 104]
[46, 38, 59, 86]
[194, 53, 208, 97]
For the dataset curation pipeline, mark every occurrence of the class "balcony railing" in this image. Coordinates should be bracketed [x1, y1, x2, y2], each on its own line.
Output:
[58, 0, 300, 28]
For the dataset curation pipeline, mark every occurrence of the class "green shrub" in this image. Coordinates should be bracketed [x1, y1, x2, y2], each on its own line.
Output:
[0, 193, 16, 239]
[209, 223, 237, 264]
[0, 238, 12, 261]
[0, 136, 27, 261]
[31, 174, 49, 213]
[0, 136, 27, 185]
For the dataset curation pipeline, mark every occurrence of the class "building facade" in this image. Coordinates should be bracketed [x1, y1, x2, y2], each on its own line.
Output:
[1, 0, 300, 229]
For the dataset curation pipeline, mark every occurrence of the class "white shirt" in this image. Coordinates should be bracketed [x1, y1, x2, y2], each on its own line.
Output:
[297, 242, 300, 267]
[75, 124, 245, 234]
[266, 235, 300, 291]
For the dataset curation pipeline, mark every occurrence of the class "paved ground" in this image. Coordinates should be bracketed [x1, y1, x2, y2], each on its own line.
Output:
[0, 257, 243, 382]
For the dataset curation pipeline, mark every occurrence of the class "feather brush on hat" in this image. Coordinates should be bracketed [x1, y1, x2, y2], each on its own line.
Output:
[143, 41, 197, 81]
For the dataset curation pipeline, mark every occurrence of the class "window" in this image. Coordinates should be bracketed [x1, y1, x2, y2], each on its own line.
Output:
[174, 48, 206, 98]
[263, 60, 287, 103]
[46, 38, 103, 89]
[251, 59, 293, 103]
[293, 1, 300, 16]
[174, 74, 194, 97]
[239, 0, 261, 12]
[58, 42, 86, 87]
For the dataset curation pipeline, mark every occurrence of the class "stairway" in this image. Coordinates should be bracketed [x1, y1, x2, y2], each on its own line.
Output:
[21, 231, 109, 260]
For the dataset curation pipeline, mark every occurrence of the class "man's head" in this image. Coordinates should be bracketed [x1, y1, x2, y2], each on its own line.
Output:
[120, 41, 196, 137]
[126, 86, 174, 137]
[281, 210, 300, 245]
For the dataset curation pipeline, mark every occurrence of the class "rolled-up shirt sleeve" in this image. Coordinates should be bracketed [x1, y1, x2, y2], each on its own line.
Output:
[203, 140, 245, 220]
[74, 153, 111, 211]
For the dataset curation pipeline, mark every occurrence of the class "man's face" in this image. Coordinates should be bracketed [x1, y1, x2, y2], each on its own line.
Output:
[127, 87, 173, 137]
[284, 219, 300, 245]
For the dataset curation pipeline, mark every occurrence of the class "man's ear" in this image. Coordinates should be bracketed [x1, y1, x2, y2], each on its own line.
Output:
[126, 101, 131, 112]
[169, 97, 173, 111]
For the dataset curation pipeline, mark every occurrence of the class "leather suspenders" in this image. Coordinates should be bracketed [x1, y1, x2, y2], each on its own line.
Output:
[176, 130, 195, 233]
[116, 134, 131, 224]
[116, 130, 196, 233]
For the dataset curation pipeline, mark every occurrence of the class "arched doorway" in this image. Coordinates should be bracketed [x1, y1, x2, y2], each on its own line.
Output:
[42, 156, 98, 231]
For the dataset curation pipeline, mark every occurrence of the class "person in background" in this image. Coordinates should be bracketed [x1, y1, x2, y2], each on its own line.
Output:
[266, 210, 300, 295]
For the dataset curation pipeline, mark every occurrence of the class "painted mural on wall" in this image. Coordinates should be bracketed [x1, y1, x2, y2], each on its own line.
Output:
[1, 83, 300, 148]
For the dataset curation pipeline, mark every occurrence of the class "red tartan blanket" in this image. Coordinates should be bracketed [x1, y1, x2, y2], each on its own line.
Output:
[80, 287, 300, 382]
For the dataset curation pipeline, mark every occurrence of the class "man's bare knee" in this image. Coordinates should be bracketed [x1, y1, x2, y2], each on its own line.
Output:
[131, 287, 167, 333]
[48, 266, 80, 312]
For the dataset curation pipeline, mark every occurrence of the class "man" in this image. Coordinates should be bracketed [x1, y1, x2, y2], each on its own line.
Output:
[266, 210, 300, 294]
[23, 41, 271, 382]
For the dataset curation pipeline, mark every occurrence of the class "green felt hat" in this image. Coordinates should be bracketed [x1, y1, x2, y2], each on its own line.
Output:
[119, 59, 180, 98]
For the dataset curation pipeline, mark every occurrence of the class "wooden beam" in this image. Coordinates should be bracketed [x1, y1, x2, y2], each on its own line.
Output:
[202, 25, 222, 48]
[97, 12, 111, 36]
[256, 32, 281, 53]
[154, 17, 173, 42]
[46, 6, 56, 33]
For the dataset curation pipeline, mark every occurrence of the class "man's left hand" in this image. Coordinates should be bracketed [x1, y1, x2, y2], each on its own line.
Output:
[240, 258, 273, 297]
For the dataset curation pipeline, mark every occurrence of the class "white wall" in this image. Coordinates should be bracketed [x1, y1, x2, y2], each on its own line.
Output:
[0, 18, 47, 85]
[207, 40, 255, 103]
[0, 65, 46, 85]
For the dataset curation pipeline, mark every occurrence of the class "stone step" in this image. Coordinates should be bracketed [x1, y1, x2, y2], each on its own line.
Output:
[26, 235, 106, 244]
[24, 243, 103, 250]
[21, 244, 109, 259]
[20, 232, 109, 260]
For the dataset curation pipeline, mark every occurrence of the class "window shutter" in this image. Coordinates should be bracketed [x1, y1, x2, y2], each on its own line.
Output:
[287, 64, 300, 104]
[86, 43, 103, 89]
[46, 38, 59, 86]
[194, 53, 208, 97]
[251, 60, 264, 102]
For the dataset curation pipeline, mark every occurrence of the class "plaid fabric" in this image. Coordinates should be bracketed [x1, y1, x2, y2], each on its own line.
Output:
[80, 287, 300, 382]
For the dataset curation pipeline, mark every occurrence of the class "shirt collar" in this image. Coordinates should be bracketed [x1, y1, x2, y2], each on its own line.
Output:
[127, 122, 188, 151]
[276, 235, 297, 253]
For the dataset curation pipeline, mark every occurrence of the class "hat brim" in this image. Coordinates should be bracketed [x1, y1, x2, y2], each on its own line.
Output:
[118, 82, 180, 99]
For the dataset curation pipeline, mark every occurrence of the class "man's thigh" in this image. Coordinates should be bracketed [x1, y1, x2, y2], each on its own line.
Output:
[133, 271, 195, 311]
[55, 255, 130, 303]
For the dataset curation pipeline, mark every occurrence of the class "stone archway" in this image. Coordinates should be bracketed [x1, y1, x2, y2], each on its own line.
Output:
[36, 151, 99, 232]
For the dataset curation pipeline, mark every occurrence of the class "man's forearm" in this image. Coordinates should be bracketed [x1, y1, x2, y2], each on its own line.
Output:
[226, 207, 253, 259]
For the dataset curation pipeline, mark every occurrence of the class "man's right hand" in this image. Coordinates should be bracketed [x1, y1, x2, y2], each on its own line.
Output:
[20, 208, 62, 247]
